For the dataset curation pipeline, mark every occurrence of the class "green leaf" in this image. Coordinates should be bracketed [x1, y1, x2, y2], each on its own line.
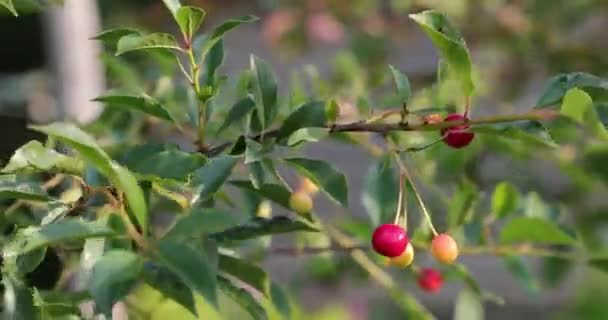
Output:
[250, 55, 278, 131]
[472, 123, 557, 148]
[388, 65, 411, 105]
[119, 144, 207, 181]
[560, 88, 608, 139]
[284, 158, 348, 207]
[2, 274, 38, 319]
[217, 276, 268, 320]
[142, 262, 197, 316]
[219, 254, 269, 296]
[31, 123, 148, 233]
[409, 10, 474, 96]
[448, 180, 477, 228]
[209, 216, 318, 243]
[203, 38, 224, 87]
[162, 0, 181, 16]
[176, 6, 206, 40]
[2, 141, 84, 175]
[449, 264, 505, 305]
[287, 128, 328, 146]
[245, 139, 265, 165]
[500, 217, 576, 245]
[230, 180, 292, 209]
[163, 208, 243, 239]
[492, 182, 519, 219]
[197, 15, 258, 61]
[191, 155, 238, 203]
[248, 159, 281, 189]
[91, 28, 141, 49]
[93, 93, 178, 124]
[270, 282, 291, 319]
[454, 289, 484, 320]
[156, 239, 218, 307]
[88, 250, 142, 315]
[116, 33, 182, 56]
[362, 154, 398, 226]
[503, 255, 540, 294]
[277, 101, 326, 143]
[325, 100, 339, 124]
[535, 72, 608, 108]
[217, 96, 256, 133]
[4, 219, 114, 257]
[0, 174, 50, 201]
[0, 0, 17, 16]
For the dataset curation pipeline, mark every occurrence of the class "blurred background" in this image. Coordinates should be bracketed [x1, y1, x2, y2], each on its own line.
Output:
[2, 0, 608, 319]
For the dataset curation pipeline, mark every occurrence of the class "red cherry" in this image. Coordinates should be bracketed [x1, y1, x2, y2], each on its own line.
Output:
[417, 268, 443, 293]
[371, 224, 408, 257]
[441, 113, 475, 148]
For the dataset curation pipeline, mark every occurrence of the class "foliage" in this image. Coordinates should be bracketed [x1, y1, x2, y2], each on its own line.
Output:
[1, 1, 608, 319]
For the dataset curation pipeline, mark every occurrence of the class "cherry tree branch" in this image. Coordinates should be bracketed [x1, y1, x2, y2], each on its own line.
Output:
[201, 110, 557, 156]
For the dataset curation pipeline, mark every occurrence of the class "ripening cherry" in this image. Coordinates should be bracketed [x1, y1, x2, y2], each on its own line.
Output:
[389, 242, 414, 268]
[431, 233, 459, 264]
[371, 224, 408, 257]
[417, 268, 443, 293]
[441, 113, 475, 148]
[300, 177, 319, 195]
[288, 191, 313, 215]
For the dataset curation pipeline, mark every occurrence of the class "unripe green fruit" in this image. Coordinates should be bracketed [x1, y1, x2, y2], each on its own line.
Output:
[289, 192, 313, 215]
[389, 243, 414, 268]
[431, 233, 459, 264]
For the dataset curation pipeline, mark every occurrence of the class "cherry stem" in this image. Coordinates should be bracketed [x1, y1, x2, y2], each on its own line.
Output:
[464, 96, 471, 117]
[393, 173, 405, 225]
[399, 173, 408, 230]
[393, 153, 439, 237]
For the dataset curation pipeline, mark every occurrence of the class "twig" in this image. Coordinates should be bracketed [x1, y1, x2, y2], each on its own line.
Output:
[202, 110, 557, 156]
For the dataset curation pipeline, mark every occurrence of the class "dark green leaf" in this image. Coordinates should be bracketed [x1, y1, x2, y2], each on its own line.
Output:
[88, 250, 142, 315]
[197, 15, 258, 61]
[583, 143, 608, 182]
[219, 254, 269, 296]
[2, 141, 84, 175]
[191, 155, 238, 202]
[3, 219, 115, 256]
[535, 72, 608, 108]
[388, 65, 411, 105]
[0, 174, 50, 201]
[409, 10, 474, 96]
[91, 28, 141, 49]
[210, 216, 318, 243]
[503, 255, 540, 294]
[217, 96, 256, 133]
[203, 38, 224, 87]
[217, 276, 268, 320]
[142, 262, 197, 316]
[454, 289, 484, 320]
[31, 123, 148, 233]
[93, 93, 178, 123]
[245, 139, 265, 165]
[270, 282, 291, 319]
[492, 182, 519, 219]
[34, 290, 88, 318]
[541, 257, 572, 288]
[156, 239, 217, 307]
[362, 154, 398, 226]
[500, 217, 576, 245]
[472, 124, 557, 148]
[3, 274, 37, 319]
[276, 101, 326, 143]
[163, 208, 243, 239]
[287, 128, 328, 146]
[250, 55, 278, 131]
[176, 6, 206, 40]
[448, 180, 477, 228]
[230, 180, 292, 209]
[116, 33, 182, 56]
[119, 143, 207, 181]
[560, 88, 608, 139]
[284, 158, 348, 207]
[0, 0, 17, 16]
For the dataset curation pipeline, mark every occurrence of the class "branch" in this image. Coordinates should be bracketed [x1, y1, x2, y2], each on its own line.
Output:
[201, 110, 558, 156]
